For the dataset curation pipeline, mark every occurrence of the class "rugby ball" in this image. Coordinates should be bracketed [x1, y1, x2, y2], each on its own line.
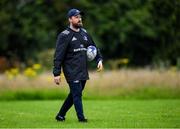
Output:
[87, 45, 97, 61]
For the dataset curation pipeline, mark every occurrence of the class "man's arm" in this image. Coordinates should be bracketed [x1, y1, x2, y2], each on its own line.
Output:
[87, 33, 103, 71]
[53, 32, 69, 84]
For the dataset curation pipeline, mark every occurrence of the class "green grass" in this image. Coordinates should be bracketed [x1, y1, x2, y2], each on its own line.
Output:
[0, 100, 180, 128]
[0, 86, 179, 100]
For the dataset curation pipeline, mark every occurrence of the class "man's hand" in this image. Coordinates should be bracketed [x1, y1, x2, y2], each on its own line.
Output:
[97, 60, 103, 72]
[54, 75, 61, 85]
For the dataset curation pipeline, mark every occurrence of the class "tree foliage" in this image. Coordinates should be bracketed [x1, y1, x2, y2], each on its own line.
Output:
[0, 0, 179, 68]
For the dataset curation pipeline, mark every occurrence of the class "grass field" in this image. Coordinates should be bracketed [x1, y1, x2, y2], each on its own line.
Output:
[0, 99, 179, 128]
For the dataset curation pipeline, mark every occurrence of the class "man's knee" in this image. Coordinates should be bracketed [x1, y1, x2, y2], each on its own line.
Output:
[72, 90, 82, 99]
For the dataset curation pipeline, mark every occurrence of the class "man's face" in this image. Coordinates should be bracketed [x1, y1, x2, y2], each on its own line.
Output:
[69, 14, 83, 28]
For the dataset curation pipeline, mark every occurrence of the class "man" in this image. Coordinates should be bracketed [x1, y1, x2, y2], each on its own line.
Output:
[53, 8, 103, 122]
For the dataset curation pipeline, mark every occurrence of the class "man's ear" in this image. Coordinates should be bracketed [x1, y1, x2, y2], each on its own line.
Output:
[68, 18, 72, 23]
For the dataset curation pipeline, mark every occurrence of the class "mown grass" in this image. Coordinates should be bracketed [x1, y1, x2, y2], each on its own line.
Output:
[0, 100, 179, 128]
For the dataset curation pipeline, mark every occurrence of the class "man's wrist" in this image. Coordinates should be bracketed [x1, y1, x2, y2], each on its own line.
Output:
[98, 59, 103, 64]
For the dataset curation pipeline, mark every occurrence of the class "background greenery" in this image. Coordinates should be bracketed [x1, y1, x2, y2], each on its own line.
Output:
[0, 1, 179, 127]
[0, 0, 179, 71]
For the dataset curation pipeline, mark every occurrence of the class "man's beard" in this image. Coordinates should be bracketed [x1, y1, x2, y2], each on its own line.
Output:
[73, 22, 83, 29]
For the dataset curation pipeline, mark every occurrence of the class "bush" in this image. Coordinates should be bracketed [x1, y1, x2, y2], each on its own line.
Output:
[37, 49, 54, 70]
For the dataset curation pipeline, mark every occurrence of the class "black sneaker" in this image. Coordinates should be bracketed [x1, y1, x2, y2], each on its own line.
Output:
[78, 118, 88, 123]
[55, 115, 65, 122]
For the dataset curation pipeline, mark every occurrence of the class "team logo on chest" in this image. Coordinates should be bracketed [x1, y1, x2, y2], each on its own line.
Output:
[80, 44, 84, 48]
[83, 36, 88, 41]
